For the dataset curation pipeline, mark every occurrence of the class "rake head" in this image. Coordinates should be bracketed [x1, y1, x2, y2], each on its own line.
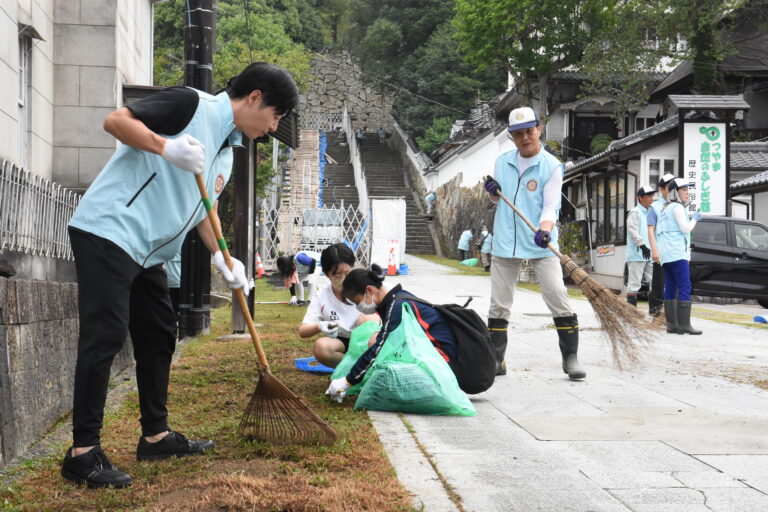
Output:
[238, 367, 338, 446]
[561, 257, 661, 369]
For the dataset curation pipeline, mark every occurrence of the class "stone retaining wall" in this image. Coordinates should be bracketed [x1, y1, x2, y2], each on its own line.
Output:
[434, 175, 496, 258]
[0, 277, 132, 465]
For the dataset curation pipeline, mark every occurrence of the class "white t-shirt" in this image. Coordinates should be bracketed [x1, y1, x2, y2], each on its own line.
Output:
[301, 283, 360, 338]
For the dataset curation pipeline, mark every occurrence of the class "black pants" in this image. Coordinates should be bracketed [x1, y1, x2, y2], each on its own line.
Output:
[69, 228, 176, 447]
[650, 262, 665, 314]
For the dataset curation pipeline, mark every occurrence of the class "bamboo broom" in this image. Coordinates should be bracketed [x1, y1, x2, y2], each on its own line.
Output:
[492, 184, 660, 368]
[194, 174, 337, 446]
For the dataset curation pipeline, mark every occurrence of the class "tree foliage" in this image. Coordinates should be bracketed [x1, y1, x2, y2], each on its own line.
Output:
[416, 117, 454, 153]
[453, 0, 610, 127]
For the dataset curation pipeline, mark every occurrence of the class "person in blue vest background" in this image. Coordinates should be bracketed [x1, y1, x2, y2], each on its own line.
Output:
[478, 225, 493, 272]
[62, 62, 299, 489]
[646, 173, 676, 316]
[625, 185, 656, 307]
[457, 228, 474, 261]
[483, 106, 585, 381]
[656, 178, 703, 336]
[276, 250, 322, 305]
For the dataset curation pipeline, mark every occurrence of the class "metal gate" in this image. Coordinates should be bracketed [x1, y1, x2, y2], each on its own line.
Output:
[259, 203, 370, 269]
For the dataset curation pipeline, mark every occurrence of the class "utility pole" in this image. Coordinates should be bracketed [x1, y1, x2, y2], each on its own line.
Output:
[179, 0, 216, 337]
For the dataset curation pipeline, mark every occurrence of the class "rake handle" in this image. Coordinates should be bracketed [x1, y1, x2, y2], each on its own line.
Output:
[195, 174, 269, 369]
[495, 189, 565, 260]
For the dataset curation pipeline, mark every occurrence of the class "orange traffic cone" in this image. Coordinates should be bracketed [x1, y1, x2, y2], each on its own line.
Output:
[255, 252, 265, 279]
[387, 247, 397, 276]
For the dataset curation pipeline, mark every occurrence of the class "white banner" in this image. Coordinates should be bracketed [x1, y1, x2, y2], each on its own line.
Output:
[683, 123, 727, 215]
[370, 198, 407, 267]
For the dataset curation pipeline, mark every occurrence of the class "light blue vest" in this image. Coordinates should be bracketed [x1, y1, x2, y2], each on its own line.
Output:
[457, 230, 473, 251]
[491, 148, 562, 259]
[656, 202, 690, 264]
[626, 205, 650, 262]
[166, 253, 182, 288]
[69, 90, 240, 268]
[480, 232, 492, 254]
[648, 197, 666, 226]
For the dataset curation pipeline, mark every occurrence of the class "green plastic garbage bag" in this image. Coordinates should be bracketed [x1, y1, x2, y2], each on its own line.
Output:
[459, 257, 478, 266]
[354, 303, 476, 416]
[330, 320, 381, 395]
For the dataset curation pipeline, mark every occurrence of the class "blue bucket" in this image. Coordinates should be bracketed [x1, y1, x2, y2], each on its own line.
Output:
[399, 264, 409, 275]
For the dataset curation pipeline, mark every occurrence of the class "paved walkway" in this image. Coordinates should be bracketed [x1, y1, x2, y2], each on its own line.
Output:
[370, 255, 768, 512]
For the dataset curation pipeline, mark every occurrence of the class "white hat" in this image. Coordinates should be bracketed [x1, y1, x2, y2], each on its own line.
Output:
[508, 107, 539, 131]
[658, 173, 676, 187]
[637, 185, 656, 196]
[668, 177, 690, 191]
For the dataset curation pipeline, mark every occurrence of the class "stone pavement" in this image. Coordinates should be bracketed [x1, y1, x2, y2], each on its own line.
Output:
[369, 255, 768, 512]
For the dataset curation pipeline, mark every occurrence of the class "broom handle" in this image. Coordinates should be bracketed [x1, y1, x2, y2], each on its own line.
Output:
[495, 190, 565, 260]
[195, 174, 269, 369]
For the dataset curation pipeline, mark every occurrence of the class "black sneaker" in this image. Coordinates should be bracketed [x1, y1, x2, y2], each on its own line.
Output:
[136, 431, 214, 461]
[61, 446, 133, 489]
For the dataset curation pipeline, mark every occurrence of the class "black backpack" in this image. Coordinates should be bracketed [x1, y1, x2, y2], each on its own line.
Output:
[405, 295, 496, 394]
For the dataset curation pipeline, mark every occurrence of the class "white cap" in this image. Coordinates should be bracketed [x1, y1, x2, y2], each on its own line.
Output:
[668, 177, 690, 191]
[508, 107, 539, 131]
[637, 185, 656, 196]
[659, 173, 676, 187]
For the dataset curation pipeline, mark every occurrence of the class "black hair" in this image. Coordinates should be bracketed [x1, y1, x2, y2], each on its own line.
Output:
[223, 62, 299, 116]
[275, 255, 295, 279]
[320, 243, 355, 275]
[342, 267, 384, 302]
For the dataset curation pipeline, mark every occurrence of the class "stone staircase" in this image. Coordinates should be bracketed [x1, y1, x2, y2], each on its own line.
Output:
[321, 134, 358, 209]
[358, 135, 435, 254]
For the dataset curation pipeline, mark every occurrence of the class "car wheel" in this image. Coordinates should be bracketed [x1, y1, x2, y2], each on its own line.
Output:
[758, 299, 768, 309]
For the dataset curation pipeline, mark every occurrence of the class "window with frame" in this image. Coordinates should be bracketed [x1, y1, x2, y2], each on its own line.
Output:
[18, 34, 31, 168]
[647, 157, 675, 189]
[692, 222, 728, 246]
[588, 173, 628, 245]
[734, 224, 768, 251]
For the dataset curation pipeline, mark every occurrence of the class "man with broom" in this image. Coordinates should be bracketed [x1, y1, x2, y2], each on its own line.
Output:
[483, 106, 585, 381]
[61, 63, 299, 488]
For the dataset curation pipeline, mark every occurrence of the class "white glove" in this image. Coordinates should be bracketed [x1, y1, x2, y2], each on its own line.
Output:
[212, 252, 250, 294]
[289, 295, 298, 305]
[162, 134, 206, 174]
[325, 378, 350, 403]
[319, 321, 339, 338]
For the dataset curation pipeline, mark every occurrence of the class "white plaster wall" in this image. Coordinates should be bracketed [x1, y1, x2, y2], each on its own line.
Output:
[755, 192, 768, 225]
[433, 130, 516, 189]
[0, 1, 21, 165]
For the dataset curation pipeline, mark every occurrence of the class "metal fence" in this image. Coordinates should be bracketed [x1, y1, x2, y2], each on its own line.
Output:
[342, 104, 369, 214]
[259, 203, 370, 269]
[0, 159, 79, 260]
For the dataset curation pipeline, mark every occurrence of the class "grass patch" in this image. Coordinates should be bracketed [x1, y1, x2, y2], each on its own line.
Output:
[692, 307, 768, 330]
[0, 279, 413, 511]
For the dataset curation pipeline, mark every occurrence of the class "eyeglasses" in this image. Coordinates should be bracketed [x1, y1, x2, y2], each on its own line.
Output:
[509, 127, 538, 140]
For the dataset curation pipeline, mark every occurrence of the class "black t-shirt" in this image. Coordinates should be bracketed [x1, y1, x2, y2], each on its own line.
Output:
[126, 86, 199, 135]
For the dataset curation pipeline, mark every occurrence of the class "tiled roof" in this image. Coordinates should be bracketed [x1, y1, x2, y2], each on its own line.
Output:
[731, 142, 768, 170]
[565, 115, 679, 175]
[731, 169, 768, 192]
[551, 70, 668, 82]
[667, 94, 750, 110]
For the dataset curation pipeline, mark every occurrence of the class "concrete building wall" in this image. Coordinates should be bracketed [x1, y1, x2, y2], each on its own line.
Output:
[52, 0, 157, 191]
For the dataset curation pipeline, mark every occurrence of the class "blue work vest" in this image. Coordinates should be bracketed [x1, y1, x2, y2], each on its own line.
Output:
[457, 230, 473, 251]
[69, 90, 240, 268]
[656, 202, 690, 264]
[626, 205, 650, 262]
[295, 251, 321, 278]
[648, 197, 666, 225]
[480, 232, 493, 254]
[491, 148, 562, 259]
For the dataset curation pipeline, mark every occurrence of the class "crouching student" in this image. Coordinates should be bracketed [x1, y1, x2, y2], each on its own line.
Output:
[325, 267, 457, 401]
[298, 243, 360, 367]
[276, 250, 321, 305]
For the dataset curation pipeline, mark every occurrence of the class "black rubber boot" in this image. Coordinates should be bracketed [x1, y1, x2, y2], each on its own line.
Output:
[627, 294, 638, 307]
[61, 446, 132, 488]
[663, 300, 677, 334]
[554, 315, 585, 380]
[676, 301, 702, 335]
[136, 430, 214, 461]
[487, 318, 508, 376]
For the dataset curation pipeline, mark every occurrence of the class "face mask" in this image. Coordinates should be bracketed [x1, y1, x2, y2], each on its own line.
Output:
[356, 292, 377, 314]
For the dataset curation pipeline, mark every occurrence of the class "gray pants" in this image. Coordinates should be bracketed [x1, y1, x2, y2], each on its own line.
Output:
[626, 260, 653, 294]
[489, 255, 572, 320]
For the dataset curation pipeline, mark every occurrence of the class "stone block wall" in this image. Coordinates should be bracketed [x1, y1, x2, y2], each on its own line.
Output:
[301, 51, 395, 132]
[0, 277, 132, 465]
[435, 175, 497, 258]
